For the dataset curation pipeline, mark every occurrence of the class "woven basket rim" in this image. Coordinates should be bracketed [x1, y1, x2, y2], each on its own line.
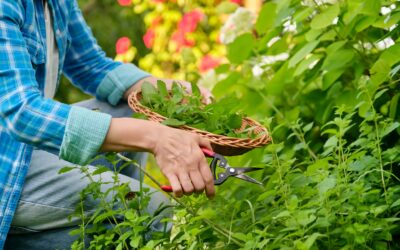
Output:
[127, 91, 272, 150]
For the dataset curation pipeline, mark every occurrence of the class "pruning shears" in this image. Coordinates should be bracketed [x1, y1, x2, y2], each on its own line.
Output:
[160, 148, 264, 192]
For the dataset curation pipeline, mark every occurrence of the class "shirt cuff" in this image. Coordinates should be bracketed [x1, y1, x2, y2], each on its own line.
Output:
[96, 63, 151, 106]
[59, 106, 112, 165]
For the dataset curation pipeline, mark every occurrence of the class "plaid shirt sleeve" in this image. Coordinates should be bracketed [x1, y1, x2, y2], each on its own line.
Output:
[0, 1, 111, 165]
[63, 0, 150, 104]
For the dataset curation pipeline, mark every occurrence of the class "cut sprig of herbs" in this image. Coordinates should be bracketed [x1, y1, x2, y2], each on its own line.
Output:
[134, 81, 257, 139]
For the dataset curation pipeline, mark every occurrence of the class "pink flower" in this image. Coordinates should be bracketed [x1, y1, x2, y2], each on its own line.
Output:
[230, 0, 243, 5]
[200, 55, 221, 73]
[143, 29, 155, 49]
[171, 30, 195, 51]
[116, 37, 131, 54]
[178, 10, 204, 33]
[118, 0, 132, 6]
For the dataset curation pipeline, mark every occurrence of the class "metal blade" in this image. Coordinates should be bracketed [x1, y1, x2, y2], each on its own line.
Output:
[233, 174, 263, 186]
[235, 167, 264, 174]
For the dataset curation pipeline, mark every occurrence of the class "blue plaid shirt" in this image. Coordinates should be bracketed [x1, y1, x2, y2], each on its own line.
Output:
[0, 0, 150, 247]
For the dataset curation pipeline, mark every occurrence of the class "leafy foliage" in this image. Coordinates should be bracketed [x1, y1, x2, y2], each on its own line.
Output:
[63, 0, 400, 249]
[62, 156, 173, 250]
[138, 81, 254, 138]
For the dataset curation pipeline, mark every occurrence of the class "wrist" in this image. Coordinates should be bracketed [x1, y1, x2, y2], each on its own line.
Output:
[100, 117, 162, 153]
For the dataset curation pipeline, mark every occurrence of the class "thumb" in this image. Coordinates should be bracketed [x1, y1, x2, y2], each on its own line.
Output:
[198, 136, 212, 150]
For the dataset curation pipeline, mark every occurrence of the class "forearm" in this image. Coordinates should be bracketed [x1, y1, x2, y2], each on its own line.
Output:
[100, 118, 160, 153]
[100, 117, 215, 198]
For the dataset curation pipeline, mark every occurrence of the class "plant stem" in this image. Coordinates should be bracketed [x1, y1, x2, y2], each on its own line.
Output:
[116, 153, 246, 247]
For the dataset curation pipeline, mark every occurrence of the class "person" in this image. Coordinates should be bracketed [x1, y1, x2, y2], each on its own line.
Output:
[0, 0, 215, 249]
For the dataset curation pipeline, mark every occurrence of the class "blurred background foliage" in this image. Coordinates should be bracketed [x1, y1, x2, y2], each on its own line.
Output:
[55, 0, 148, 104]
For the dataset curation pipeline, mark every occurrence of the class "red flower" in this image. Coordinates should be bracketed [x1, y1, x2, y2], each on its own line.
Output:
[118, 0, 132, 6]
[230, 0, 243, 5]
[200, 55, 221, 73]
[152, 0, 166, 3]
[116, 37, 131, 54]
[143, 29, 155, 49]
[171, 30, 195, 51]
[178, 10, 204, 33]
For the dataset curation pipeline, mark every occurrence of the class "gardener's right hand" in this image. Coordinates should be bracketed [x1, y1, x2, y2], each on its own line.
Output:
[152, 125, 215, 198]
[101, 118, 215, 199]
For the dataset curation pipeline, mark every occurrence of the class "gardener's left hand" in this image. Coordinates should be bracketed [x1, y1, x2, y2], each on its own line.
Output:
[124, 76, 213, 104]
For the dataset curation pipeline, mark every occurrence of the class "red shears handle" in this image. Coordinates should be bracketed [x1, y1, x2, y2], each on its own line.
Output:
[161, 147, 215, 192]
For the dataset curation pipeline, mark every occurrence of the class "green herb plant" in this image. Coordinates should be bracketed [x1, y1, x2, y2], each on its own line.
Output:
[60, 153, 248, 249]
[137, 81, 256, 138]
[59, 155, 172, 250]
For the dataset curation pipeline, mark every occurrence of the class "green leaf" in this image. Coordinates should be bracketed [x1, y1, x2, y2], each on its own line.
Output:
[157, 80, 168, 98]
[361, 0, 381, 16]
[294, 54, 321, 76]
[370, 59, 390, 87]
[171, 82, 184, 103]
[58, 166, 75, 174]
[322, 68, 345, 90]
[304, 233, 323, 249]
[92, 166, 110, 176]
[303, 122, 314, 133]
[162, 118, 186, 127]
[373, 12, 400, 29]
[322, 49, 355, 71]
[391, 199, 400, 208]
[190, 82, 201, 97]
[141, 82, 157, 104]
[379, 43, 400, 66]
[227, 33, 255, 64]
[255, 2, 277, 35]
[310, 4, 340, 30]
[317, 176, 336, 196]
[289, 41, 320, 68]
[389, 93, 400, 119]
[94, 210, 117, 224]
[380, 122, 400, 138]
[212, 72, 241, 98]
[326, 40, 347, 54]
[227, 114, 243, 130]
[130, 236, 141, 248]
[293, 7, 313, 22]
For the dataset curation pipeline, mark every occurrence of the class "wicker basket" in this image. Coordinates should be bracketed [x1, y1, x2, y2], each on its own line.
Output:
[128, 91, 272, 156]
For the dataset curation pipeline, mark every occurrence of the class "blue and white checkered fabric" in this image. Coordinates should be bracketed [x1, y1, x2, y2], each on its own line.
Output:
[0, 0, 128, 247]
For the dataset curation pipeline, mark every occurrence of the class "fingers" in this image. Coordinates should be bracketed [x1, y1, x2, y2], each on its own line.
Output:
[189, 170, 206, 194]
[178, 172, 195, 195]
[165, 174, 183, 198]
[155, 128, 215, 199]
[198, 136, 213, 150]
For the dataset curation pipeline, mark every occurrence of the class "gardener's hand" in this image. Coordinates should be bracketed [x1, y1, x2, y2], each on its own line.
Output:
[152, 125, 215, 198]
[124, 76, 213, 104]
[100, 118, 216, 199]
